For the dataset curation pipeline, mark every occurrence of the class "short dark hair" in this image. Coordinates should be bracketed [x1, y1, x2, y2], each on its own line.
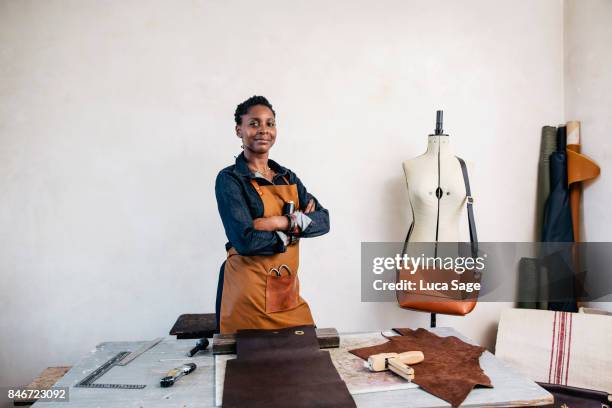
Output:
[234, 95, 276, 125]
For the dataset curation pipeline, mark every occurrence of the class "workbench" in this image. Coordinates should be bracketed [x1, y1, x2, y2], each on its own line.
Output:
[32, 327, 553, 407]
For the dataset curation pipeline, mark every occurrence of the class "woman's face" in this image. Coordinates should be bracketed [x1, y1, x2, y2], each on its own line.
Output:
[236, 105, 276, 154]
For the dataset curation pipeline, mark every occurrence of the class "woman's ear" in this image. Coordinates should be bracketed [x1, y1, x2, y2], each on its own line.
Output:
[235, 125, 241, 138]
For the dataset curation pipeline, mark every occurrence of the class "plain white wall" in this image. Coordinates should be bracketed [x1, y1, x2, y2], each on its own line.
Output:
[1, 0, 565, 390]
[564, 0, 612, 309]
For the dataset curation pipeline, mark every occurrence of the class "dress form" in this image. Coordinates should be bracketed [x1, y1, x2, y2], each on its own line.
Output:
[402, 112, 470, 327]
[403, 135, 465, 242]
[403, 132, 465, 241]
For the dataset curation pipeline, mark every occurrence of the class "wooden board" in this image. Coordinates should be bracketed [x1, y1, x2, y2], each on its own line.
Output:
[169, 313, 217, 339]
[13, 367, 71, 406]
[212, 327, 339, 354]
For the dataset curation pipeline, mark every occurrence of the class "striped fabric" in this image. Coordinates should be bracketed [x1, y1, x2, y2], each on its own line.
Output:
[495, 308, 612, 393]
[547, 311, 573, 385]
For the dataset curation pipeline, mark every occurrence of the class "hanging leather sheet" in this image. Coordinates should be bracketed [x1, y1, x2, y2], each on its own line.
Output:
[349, 328, 492, 407]
[222, 325, 356, 408]
[543, 127, 577, 312]
[537, 126, 558, 240]
[542, 126, 574, 243]
[566, 120, 600, 242]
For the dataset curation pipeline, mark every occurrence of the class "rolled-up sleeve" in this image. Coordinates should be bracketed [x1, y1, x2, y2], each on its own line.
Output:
[292, 173, 330, 238]
[215, 172, 286, 256]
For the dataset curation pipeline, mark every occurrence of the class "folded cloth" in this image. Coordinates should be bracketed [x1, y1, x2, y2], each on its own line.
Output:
[223, 325, 356, 408]
[349, 328, 492, 407]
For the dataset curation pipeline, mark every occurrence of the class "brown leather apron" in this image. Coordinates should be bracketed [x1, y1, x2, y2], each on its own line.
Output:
[219, 178, 314, 334]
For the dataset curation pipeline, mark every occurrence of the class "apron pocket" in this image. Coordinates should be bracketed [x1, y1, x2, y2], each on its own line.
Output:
[266, 264, 300, 313]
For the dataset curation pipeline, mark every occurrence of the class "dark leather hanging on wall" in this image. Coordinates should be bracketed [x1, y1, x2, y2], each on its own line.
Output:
[542, 126, 574, 243]
[349, 328, 492, 407]
[518, 126, 557, 310]
[537, 126, 558, 240]
[542, 126, 577, 312]
[222, 325, 355, 408]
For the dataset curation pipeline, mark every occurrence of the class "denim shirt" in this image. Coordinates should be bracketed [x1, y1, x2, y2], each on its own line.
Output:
[215, 152, 330, 256]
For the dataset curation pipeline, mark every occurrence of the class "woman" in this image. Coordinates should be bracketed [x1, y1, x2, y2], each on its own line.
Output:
[215, 95, 330, 334]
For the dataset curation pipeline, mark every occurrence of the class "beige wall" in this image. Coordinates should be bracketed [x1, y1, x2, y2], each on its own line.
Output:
[1, 0, 566, 391]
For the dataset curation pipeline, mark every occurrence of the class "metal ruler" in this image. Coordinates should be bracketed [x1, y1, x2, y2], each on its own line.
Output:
[75, 352, 146, 389]
[117, 337, 163, 366]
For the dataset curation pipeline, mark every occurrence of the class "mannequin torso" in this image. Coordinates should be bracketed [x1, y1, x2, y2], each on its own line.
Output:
[402, 135, 466, 243]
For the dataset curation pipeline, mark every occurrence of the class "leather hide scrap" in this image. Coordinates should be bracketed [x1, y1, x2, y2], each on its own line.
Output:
[349, 328, 492, 407]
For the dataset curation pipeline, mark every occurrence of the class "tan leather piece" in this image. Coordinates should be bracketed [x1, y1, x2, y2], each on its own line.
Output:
[350, 328, 492, 407]
[219, 180, 314, 334]
[566, 147, 600, 242]
[566, 147, 600, 185]
[565, 120, 601, 243]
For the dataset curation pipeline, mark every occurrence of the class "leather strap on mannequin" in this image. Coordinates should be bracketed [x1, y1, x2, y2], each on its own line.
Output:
[457, 157, 478, 258]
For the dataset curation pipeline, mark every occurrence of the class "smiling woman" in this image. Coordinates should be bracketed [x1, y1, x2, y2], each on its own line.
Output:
[214, 96, 330, 334]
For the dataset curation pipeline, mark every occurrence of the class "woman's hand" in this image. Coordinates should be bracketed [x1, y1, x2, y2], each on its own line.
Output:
[253, 201, 314, 231]
[253, 216, 289, 231]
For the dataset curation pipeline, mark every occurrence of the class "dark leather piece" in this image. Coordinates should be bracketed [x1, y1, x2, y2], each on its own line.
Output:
[543, 151, 574, 243]
[538, 382, 610, 408]
[543, 126, 574, 243]
[541, 127, 576, 312]
[537, 126, 558, 242]
[223, 325, 356, 408]
[349, 328, 492, 407]
[235, 325, 321, 361]
[169, 313, 217, 339]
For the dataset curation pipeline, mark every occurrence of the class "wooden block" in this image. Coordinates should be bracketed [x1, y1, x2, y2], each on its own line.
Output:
[169, 313, 217, 339]
[212, 328, 340, 355]
[13, 366, 71, 406]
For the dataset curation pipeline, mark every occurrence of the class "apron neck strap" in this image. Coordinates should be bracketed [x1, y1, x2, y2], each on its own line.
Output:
[250, 179, 263, 196]
[249, 176, 291, 196]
